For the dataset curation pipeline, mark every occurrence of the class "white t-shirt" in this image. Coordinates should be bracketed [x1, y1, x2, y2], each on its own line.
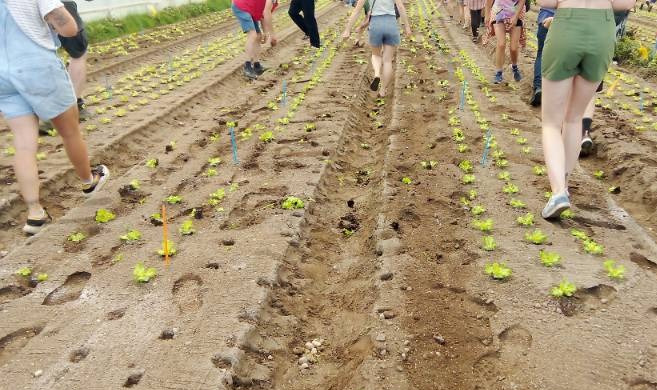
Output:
[6, 0, 64, 50]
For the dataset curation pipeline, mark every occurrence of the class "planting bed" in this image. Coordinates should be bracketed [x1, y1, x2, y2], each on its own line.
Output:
[0, 1, 656, 389]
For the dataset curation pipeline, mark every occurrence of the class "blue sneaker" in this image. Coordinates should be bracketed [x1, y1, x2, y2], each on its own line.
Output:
[541, 192, 571, 220]
[494, 71, 503, 84]
[512, 65, 522, 82]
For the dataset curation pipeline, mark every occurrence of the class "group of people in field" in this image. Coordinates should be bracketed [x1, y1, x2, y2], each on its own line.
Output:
[0, 0, 637, 239]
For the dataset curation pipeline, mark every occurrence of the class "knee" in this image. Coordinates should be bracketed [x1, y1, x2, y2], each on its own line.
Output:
[496, 40, 506, 51]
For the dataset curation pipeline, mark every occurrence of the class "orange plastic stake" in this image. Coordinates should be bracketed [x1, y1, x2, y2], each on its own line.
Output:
[162, 204, 169, 267]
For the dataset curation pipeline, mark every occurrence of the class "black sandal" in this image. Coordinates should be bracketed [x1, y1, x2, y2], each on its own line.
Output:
[370, 77, 380, 91]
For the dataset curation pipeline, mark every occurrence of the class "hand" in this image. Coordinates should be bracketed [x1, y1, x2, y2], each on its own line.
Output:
[258, 33, 266, 44]
[511, 15, 519, 26]
[404, 26, 412, 37]
[270, 34, 277, 46]
[543, 16, 553, 28]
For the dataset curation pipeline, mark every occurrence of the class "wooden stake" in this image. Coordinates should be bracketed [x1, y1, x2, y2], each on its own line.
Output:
[162, 204, 169, 267]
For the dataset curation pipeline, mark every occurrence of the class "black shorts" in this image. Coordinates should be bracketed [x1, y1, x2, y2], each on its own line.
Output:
[59, 1, 88, 58]
[492, 19, 523, 27]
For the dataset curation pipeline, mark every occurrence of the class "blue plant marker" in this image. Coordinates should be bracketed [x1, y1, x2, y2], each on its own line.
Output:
[229, 126, 239, 165]
[481, 128, 493, 166]
[105, 76, 112, 99]
[459, 80, 467, 110]
[640, 90, 644, 112]
[282, 80, 288, 106]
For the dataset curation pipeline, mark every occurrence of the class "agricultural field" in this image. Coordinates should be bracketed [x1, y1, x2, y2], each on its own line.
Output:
[1, 1, 657, 389]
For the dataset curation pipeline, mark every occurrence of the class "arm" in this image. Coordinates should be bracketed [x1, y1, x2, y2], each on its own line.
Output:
[612, 0, 636, 11]
[343, 0, 368, 38]
[485, 0, 494, 25]
[394, 0, 412, 35]
[262, 0, 276, 45]
[538, 0, 558, 8]
[512, 0, 525, 21]
[45, 6, 78, 37]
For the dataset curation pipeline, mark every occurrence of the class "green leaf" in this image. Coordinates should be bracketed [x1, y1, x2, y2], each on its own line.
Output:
[560, 209, 574, 219]
[282, 196, 305, 210]
[165, 195, 182, 204]
[482, 236, 497, 251]
[259, 131, 274, 143]
[462, 174, 475, 184]
[95, 209, 116, 223]
[532, 166, 547, 176]
[457, 144, 468, 153]
[593, 170, 605, 179]
[603, 260, 625, 279]
[497, 171, 511, 181]
[468, 189, 478, 201]
[343, 228, 355, 237]
[157, 240, 177, 257]
[133, 262, 157, 283]
[551, 279, 576, 297]
[16, 267, 32, 277]
[525, 229, 547, 244]
[146, 158, 158, 168]
[208, 157, 222, 167]
[36, 273, 49, 282]
[502, 183, 519, 194]
[179, 220, 195, 235]
[516, 213, 535, 227]
[120, 229, 142, 242]
[472, 218, 493, 233]
[509, 199, 526, 209]
[67, 232, 86, 242]
[570, 228, 589, 241]
[583, 240, 604, 255]
[539, 250, 561, 267]
[471, 205, 486, 216]
[129, 179, 141, 190]
[458, 160, 473, 173]
[484, 262, 512, 280]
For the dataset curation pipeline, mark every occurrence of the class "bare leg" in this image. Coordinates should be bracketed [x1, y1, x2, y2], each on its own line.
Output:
[583, 97, 595, 118]
[245, 30, 261, 62]
[371, 45, 383, 78]
[67, 54, 87, 99]
[493, 23, 506, 71]
[563, 76, 600, 176]
[51, 106, 93, 182]
[509, 26, 521, 65]
[379, 44, 396, 97]
[7, 115, 44, 218]
[541, 77, 573, 195]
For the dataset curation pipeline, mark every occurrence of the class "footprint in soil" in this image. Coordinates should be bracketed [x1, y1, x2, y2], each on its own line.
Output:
[628, 379, 657, 390]
[172, 274, 204, 314]
[0, 285, 31, 304]
[69, 346, 90, 363]
[42, 272, 91, 306]
[473, 325, 532, 382]
[630, 252, 657, 277]
[0, 326, 44, 366]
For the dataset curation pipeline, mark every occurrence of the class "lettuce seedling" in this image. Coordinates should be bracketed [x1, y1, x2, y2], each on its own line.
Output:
[46, 128, 58, 137]
[471, 205, 486, 216]
[421, 160, 438, 169]
[209, 133, 220, 142]
[539, 250, 561, 267]
[484, 262, 512, 280]
[35, 152, 47, 161]
[468, 189, 478, 200]
[509, 199, 526, 209]
[522, 146, 533, 154]
[229, 183, 239, 192]
[608, 186, 620, 194]
[583, 240, 604, 255]
[361, 143, 370, 150]
[560, 209, 574, 219]
[482, 236, 497, 251]
[462, 174, 475, 184]
[532, 166, 547, 176]
[343, 228, 355, 237]
[472, 219, 493, 232]
[570, 228, 589, 241]
[157, 240, 177, 257]
[179, 220, 195, 235]
[460, 197, 470, 207]
[146, 158, 158, 168]
[16, 267, 32, 277]
[603, 260, 625, 279]
[457, 144, 469, 153]
[305, 123, 316, 132]
[100, 117, 112, 124]
[452, 128, 465, 142]
[67, 232, 86, 242]
[458, 160, 473, 173]
[165, 195, 182, 204]
[516, 213, 535, 226]
[402, 177, 412, 185]
[516, 137, 528, 145]
[120, 229, 142, 242]
[36, 273, 48, 282]
[593, 170, 605, 179]
[282, 196, 305, 210]
[133, 262, 157, 283]
[267, 101, 279, 111]
[204, 168, 217, 177]
[95, 209, 116, 223]
[259, 131, 274, 143]
[551, 279, 576, 298]
[509, 128, 520, 135]
[208, 157, 222, 167]
[208, 188, 225, 206]
[448, 116, 461, 126]
[491, 150, 505, 160]
[129, 179, 141, 190]
[496, 159, 509, 168]
[503, 183, 519, 194]
[497, 171, 511, 181]
[525, 229, 547, 244]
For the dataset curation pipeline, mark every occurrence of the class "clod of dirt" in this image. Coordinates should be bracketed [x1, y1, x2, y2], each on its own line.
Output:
[165, 144, 174, 153]
[118, 186, 147, 203]
[123, 369, 145, 388]
[149, 215, 163, 226]
[69, 346, 90, 363]
[106, 308, 127, 321]
[390, 221, 400, 231]
[205, 263, 220, 270]
[159, 329, 177, 340]
[211, 351, 238, 369]
[347, 199, 355, 208]
[338, 213, 360, 231]
[433, 334, 446, 345]
[557, 297, 578, 317]
[380, 272, 394, 281]
[222, 239, 235, 246]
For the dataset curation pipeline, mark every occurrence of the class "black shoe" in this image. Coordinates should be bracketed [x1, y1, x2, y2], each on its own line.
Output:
[243, 63, 258, 79]
[370, 77, 380, 91]
[530, 88, 542, 107]
[82, 165, 110, 197]
[253, 62, 266, 76]
[580, 132, 593, 157]
[23, 210, 52, 235]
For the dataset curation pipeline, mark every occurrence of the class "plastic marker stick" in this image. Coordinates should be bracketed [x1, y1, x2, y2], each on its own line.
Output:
[282, 80, 288, 106]
[229, 126, 239, 165]
[481, 128, 493, 166]
[162, 205, 169, 267]
[640, 90, 644, 112]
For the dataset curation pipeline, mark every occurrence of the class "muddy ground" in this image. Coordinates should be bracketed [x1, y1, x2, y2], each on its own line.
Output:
[1, 1, 656, 389]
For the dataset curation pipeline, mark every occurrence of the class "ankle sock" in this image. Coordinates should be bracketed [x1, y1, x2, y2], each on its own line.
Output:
[511, 64, 519, 71]
[582, 118, 593, 133]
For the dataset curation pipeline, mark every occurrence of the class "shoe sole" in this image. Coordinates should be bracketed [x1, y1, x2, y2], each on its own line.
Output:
[530, 92, 542, 107]
[23, 224, 46, 235]
[542, 201, 571, 220]
[370, 77, 380, 91]
[581, 139, 593, 156]
[84, 166, 111, 198]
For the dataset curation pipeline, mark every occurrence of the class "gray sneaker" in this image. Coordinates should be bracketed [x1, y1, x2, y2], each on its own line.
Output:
[243, 63, 257, 79]
[542, 192, 571, 220]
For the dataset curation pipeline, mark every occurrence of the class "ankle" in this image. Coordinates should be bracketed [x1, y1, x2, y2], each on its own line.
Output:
[27, 204, 45, 219]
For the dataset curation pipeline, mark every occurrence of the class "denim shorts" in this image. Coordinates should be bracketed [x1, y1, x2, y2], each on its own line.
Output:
[369, 15, 401, 47]
[232, 3, 262, 34]
[0, 2, 76, 120]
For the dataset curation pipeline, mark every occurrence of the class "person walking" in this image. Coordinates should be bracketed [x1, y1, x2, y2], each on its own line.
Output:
[539, 0, 635, 219]
[529, 7, 554, 106]
[1, 0, 110, 235]
[232, 0, 278, 79]
[467, 0, 487, 42]
[485, 0, 525, 83]
[60, 1, 90, 116]
[342, 0, 412, 97]
[289, 0, 321, 48]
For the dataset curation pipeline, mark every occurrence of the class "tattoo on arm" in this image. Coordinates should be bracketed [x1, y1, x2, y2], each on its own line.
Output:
[45, 7, 75, 32]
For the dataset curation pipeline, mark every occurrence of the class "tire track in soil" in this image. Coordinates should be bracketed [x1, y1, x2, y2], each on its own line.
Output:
[0, 1, 342, 254]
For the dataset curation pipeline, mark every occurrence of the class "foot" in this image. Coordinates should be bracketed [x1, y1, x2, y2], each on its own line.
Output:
[253, 62, 266, 76]
[370, 77, 381, 91]
[580, 131, 594, 156]
[243, 63, 258, 79]
[530, 88, 542, 107]
[23, 209, 51, 235]
[494, 71, 503, 84]
[472, 35, 479, 43]
[541, 192, 571, 220]
[512, 65, 522, 82]
[82, 165, 110, 197]
[78, 100, 90, 121]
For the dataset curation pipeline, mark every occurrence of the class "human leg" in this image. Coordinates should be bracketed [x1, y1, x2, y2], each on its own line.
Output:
[493, 23, 506, 82]
[7, 115, 43, 218]
[510, 25, 522, 81]
[67, 54, 87, 101]
[50, 105, 93, 182]
[531, 23, 548, 106]
[581, 96, 596, 155]
[563, 77, 600, 173]
[301, 0, 320, 48]
[541, 77, 573, 196]
[288, 0, 308, 36]
[371, 45, 383, 90]
[379, 44, 396, 97]
[470, 9, 482, 38]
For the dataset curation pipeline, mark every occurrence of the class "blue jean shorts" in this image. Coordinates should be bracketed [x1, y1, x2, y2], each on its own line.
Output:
[0, 2, 76, 120]
[232, 3, 262, 34]
[369, 15, 401, 47]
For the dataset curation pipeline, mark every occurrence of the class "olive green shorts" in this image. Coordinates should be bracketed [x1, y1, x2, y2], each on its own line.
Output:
[542, 8, 615, 82]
